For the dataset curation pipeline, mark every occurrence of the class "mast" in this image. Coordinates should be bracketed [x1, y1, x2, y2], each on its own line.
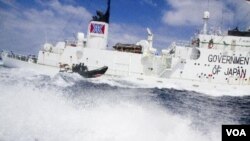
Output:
[105, 0, 111, 23]
[92, 0, 111, 23]
[203, 11, 210, 34]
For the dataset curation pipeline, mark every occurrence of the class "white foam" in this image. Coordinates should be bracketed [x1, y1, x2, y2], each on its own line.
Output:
[51, 73, 80, 87]
[0, 73, 219, 141]
[90, 75, 250, 97]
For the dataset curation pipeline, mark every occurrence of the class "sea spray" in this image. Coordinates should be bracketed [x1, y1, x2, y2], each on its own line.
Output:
[0, 69, 212, 141]
[1, 67, 249, 141]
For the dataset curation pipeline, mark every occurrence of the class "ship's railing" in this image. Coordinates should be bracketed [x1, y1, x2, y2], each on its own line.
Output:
[65, 40, 77, 47]
[7, 52, 37, 63]
[174, 40, 192, 47]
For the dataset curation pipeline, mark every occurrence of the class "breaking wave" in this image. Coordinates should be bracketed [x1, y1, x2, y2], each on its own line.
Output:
[0, 67, 249, 141]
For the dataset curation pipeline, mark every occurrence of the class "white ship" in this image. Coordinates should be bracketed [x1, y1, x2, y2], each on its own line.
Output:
[2, 0, 250, 94]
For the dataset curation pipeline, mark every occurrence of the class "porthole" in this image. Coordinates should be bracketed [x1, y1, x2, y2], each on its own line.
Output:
[190, 48, 201, 60]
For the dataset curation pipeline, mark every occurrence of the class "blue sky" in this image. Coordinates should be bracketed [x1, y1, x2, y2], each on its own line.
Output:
[0, 0, 250, 54]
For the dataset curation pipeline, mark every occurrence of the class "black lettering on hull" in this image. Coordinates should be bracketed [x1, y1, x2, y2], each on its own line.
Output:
[224, 68, 247, 78]
[208, 54, 250, 65]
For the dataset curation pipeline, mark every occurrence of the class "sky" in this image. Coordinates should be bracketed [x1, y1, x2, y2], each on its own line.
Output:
[0, 0, 250, 54]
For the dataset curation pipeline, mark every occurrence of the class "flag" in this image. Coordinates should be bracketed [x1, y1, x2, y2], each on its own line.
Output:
[90, 23, 105, 34]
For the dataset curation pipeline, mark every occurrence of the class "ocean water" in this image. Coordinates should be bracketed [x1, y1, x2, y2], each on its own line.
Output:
[0, 66, 249, 141]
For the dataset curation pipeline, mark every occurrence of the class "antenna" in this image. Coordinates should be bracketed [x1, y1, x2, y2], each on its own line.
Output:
[203, 11, 210, 34]
[221, 8, 224, 29]
[105, 0, 111, 23]
[207, 0, 210, 11]
[146, 28, 153, 49]
[147, 28, 152, 35]
[45, 30, 48, 43]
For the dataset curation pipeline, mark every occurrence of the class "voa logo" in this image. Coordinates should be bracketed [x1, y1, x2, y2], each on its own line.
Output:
[226, 129, 246, 136]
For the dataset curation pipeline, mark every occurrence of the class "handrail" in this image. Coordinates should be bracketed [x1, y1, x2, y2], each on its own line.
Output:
[175, 40, 192, 47]
[6, 51, 37, 62]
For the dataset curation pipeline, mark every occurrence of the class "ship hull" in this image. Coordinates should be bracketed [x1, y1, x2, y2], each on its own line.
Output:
[78, 47, 250, 85]
[96, 73, 250, 96]
[2, 55, 109, 78]
[2, 55, 60, 75]
[2, 52, 250, 95]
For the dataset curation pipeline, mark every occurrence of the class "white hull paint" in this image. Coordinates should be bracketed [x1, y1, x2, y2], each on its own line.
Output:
[2, 55, 60, 75]
[79, 46, 250, 85]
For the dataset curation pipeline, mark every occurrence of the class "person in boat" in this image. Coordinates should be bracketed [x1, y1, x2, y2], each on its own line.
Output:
[72, 64, 76, 72]
[83, 63, 88, 71]
[79, 63, 88, 72]
[233, 27, 239, 31]
[72, 63, 79, 72]
[72, 63, 88, 72]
